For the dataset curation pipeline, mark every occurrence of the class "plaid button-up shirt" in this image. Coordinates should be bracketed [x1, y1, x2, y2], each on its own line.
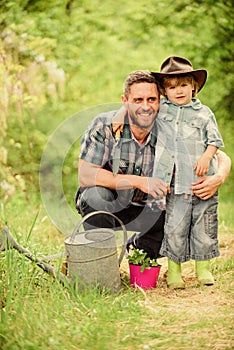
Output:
[79, 109, 157, 203]
[153, 98, 224, 195]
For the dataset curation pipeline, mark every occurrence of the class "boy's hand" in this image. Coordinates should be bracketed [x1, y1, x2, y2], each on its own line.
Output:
[194, 154, 211, 176]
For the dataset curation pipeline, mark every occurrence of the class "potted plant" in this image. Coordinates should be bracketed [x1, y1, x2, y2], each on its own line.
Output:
[127, 248, 161, 289]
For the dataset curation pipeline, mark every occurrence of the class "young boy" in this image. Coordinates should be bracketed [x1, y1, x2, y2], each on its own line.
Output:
[152, 56, 224, 288]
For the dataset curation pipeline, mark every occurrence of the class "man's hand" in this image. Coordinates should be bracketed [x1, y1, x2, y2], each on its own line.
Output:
[191, 174, 223, 200]
[192, 150, 231, 200]
[139, 177, 170, 198]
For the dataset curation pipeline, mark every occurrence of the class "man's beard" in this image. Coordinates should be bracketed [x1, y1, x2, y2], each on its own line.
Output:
[128, 108, 157, 130]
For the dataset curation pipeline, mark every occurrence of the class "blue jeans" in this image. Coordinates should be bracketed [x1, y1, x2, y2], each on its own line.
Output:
[159, 188, 220, 263]
[75, 186, 165, 258]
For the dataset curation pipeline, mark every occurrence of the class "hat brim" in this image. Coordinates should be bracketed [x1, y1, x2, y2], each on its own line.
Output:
[152, 69, 207, 92]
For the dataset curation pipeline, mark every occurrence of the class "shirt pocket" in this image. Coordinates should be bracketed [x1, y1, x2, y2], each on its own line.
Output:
[118, 159, 130, 174]
[157, 113, 173, 122]
[182, 119, 203, 140]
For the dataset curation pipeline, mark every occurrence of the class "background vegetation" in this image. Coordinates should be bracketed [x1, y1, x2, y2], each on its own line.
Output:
[0, 0, 233, 201]
[0, 1, 233, 349]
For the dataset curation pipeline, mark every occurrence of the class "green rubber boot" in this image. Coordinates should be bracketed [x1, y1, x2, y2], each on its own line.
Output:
[195, 260, 214, 286]
[167, 259, 185, 289]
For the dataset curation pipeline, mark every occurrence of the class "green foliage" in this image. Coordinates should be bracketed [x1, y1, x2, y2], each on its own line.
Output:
[0, 21, 65, 198]
[0, 0, 233, 202]
[127, 248, 159, 272]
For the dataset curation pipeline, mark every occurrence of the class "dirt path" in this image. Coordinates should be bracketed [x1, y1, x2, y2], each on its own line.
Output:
[121, 232, 234, 349]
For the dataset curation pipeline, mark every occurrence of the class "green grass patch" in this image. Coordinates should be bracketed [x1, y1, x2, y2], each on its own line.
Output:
[0, 197, 233, 350]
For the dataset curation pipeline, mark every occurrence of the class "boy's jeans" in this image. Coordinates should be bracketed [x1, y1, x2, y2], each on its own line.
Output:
[159, 187, 220, 263]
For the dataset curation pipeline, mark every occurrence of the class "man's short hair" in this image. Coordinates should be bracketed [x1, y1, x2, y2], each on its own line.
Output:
[124, 70, 159, 98]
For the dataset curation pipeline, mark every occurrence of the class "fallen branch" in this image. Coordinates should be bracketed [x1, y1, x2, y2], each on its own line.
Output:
[1, 226, 69, 287]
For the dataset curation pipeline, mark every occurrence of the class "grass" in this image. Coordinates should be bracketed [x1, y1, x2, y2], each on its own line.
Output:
[0, 196, 234, 350]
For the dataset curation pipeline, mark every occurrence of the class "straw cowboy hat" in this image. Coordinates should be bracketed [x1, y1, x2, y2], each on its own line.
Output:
[152, 56, 207, 92]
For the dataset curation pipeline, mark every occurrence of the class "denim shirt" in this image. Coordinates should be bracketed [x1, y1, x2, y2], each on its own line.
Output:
[153, 98, 224, 194]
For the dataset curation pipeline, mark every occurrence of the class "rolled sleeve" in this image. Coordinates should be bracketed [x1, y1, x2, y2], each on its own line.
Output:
[206, 112, 224, 148]
[79, 117, 113, 166]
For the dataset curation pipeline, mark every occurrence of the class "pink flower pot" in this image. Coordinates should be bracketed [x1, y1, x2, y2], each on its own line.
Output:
[129, 264, 161, 290]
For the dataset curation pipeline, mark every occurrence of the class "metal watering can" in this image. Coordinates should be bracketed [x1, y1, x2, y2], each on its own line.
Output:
[64, 211, 128, 293]
[1, 211, 127, 294]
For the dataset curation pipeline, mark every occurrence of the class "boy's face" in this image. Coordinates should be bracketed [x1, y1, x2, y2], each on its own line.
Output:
[164, 78, 193, 106]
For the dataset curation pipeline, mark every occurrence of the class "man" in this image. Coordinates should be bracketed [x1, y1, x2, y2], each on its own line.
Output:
[75, 70, 231, 258]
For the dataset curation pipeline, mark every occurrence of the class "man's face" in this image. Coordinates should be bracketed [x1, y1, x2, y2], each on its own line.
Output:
[122, 82, 160, 130]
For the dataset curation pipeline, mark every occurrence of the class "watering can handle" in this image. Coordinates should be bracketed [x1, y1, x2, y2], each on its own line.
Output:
[70, 211, 128, 266]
